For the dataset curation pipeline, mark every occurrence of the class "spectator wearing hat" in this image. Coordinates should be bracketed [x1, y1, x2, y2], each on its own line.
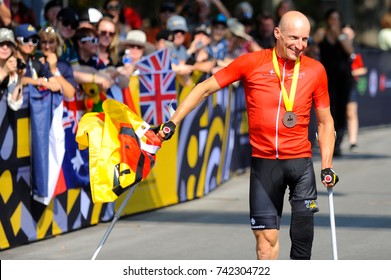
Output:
[155, 29, 174, 50]
[186, 24, 216, 74]
[206, 13, 229, 61]
[187, 24, 211, 62]
[0, 0, 11, 28]
[55, 7, 79, 65]
[167, 15, 190, 64]
[167, 17, 209, 85]
[78, 8, 103, 29]
[145, 1, 177, 45]
[41, 0, 63, 29]
[14, 24, 61, 93]
[226, 18, 261, 59]
[119, 30, 155, 65]
[0, 27, 24, 110]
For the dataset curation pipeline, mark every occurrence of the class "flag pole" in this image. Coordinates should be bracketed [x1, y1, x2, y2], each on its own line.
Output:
[91, 184, 137, 260]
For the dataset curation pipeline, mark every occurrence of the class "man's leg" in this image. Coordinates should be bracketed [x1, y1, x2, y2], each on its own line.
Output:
[285, 158, 318, 260]
[253, 229, 279, 260]
[289, 211, 314, 259]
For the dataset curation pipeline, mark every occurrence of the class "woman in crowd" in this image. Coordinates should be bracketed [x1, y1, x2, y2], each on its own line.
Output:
[37, 26, 76, 99]
[14, 24, 60, 92]
[0, 28, 24, 110]
[96, 16, 119, 67]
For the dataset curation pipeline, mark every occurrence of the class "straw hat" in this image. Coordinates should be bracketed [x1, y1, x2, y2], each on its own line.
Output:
[227, 18, 252, 41]
[119, 30, 155, 54]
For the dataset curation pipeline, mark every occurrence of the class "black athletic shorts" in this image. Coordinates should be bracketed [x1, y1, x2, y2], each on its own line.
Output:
[249, 157, 319, 230]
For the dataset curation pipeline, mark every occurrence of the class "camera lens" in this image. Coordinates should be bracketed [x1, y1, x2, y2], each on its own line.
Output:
[16, 58, 26, 70]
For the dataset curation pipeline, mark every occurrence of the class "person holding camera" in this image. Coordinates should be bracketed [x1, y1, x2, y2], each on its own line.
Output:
[14, 24, 61, 93]
[0, 28, 24, 111]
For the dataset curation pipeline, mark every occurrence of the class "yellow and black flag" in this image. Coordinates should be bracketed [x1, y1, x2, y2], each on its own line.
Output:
[76, 99, 161, 203]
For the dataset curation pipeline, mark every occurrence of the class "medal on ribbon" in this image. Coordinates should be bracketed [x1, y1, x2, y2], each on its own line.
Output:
[272, 48, 300, 128]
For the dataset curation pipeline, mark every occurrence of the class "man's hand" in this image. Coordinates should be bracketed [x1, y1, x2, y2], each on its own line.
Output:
[153, 121, 176, 141]
[321, 168, 339, 187]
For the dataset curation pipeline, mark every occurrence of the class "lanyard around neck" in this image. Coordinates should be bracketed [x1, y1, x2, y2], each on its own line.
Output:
[272, 48, 300, 112]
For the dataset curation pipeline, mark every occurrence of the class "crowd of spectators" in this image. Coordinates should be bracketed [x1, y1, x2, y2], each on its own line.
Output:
[0, 0, 383, 157]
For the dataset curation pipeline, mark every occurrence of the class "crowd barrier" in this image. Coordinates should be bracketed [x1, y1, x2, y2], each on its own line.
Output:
[1, 49, 390, 251]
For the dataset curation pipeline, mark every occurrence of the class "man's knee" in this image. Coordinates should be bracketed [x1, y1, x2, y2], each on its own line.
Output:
[253, 229, 279, 260]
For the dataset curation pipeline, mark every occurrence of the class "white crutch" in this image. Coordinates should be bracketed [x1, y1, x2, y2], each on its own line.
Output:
[327, 187, 338, 260]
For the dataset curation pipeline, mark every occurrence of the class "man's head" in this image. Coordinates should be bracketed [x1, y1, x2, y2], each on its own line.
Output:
[56, 7, 79, 40]
[14, 24, 39, 56]
[74, 27, 99, 58]
[274, 11, 310, 61]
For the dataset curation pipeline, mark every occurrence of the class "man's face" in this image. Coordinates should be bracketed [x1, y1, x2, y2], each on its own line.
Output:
[78, 35, 99, 57]
[57, 19, 77, 40]
[274, 25, 309, 61]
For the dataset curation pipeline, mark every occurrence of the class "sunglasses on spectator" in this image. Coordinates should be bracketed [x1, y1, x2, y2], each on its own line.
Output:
[81, 36, 99, 44]
[0, 41, 15, 48]
[61, 20, 78, 30]
[106, 4, 120, 11]
[99, 31, 115, 37]
[17, 37, 39, 46]
[127, 44, 143, 49]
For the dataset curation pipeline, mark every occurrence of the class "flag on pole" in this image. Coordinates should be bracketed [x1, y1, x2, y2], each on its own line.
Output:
[136, 48, 177, 125]
[76, 99, 161, 203]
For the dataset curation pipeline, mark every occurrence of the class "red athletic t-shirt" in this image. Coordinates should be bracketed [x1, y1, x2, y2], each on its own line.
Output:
[214, 49, 330, 159]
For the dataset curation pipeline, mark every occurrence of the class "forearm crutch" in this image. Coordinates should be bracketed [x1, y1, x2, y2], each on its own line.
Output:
[327, 187, 338, 260]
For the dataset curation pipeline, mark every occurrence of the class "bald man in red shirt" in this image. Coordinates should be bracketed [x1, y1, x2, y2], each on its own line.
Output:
[156, 10, 339, 260]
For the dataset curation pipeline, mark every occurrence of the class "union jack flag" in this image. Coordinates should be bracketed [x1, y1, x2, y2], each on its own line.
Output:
[136, 48, 177, 125]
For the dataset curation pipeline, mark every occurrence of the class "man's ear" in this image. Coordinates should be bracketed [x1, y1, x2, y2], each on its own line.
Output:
[274, 27, 280, 39]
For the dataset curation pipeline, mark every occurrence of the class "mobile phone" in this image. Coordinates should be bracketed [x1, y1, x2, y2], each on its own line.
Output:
[34, 50, 45, 59]
[16, 58, 26, 70]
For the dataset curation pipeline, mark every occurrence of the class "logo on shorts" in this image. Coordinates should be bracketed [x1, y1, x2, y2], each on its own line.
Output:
[251, 218, 256, 225]
[305, 200, 318, 210]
